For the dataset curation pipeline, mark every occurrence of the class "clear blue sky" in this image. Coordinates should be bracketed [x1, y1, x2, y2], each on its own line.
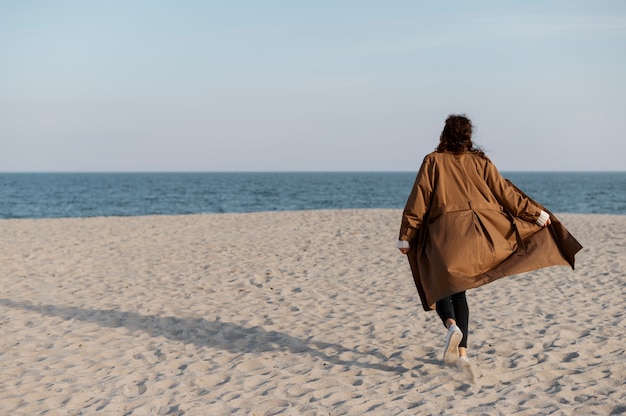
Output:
[1, 1, 625, 171]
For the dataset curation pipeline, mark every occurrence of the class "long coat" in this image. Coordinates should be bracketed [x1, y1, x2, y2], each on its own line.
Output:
[399, 151, 583, 311]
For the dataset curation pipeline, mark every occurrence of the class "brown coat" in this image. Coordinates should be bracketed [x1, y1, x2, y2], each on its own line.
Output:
[399, 152, 583, 311]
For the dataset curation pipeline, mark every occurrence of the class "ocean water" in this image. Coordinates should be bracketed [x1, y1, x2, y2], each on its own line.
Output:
[0, 172, 624, 219]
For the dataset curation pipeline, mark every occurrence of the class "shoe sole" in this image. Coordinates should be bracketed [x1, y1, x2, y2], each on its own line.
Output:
[443, 329, 462, 365]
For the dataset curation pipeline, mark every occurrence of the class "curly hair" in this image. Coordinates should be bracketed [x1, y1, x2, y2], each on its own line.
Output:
[435, 114, 484, 156]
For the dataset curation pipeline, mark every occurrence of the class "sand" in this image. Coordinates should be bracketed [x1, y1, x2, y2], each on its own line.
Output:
[1, 209, 624, 415]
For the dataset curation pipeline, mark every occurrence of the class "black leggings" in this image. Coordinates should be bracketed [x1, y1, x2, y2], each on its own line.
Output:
[436, 291, 469, 348]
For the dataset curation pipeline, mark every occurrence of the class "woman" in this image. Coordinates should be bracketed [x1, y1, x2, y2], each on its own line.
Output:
[397, 114, 582, 367]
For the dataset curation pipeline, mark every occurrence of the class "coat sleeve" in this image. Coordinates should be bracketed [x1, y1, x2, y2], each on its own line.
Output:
[399, 156, 435, 242]
[483, 159, 543, 223]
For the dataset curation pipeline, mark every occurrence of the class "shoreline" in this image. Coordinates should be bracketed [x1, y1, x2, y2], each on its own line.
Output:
[1, 207, 624, 222]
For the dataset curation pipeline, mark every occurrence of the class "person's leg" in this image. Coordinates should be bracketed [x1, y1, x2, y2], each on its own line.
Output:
[450, 291, 469, 357]
[436, 295, 455, 328]
[436, 295, 463, 364]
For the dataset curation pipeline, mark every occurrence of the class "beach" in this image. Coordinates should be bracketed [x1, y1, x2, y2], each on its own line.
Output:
[1, 209, 624, 415]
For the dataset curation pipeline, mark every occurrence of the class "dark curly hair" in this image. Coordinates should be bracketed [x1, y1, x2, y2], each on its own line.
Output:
[435, 114, 484, 156]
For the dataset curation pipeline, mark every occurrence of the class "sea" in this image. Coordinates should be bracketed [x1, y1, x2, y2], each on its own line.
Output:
[0, 172, 624, 219]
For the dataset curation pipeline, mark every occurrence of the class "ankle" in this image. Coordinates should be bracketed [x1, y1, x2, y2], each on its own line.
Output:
[445, 319, 457, 329]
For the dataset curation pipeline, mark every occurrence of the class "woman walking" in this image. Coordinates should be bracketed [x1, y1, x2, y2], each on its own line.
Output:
[397, 114, 582, 367]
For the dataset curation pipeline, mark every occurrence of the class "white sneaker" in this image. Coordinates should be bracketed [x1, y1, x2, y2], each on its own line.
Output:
[456, 355, 470, 369]
[443, 325, 463, 365]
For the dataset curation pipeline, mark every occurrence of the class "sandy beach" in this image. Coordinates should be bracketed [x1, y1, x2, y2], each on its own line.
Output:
[1, 209, 624, 415]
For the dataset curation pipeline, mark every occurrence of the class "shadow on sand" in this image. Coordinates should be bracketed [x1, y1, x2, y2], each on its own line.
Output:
[1, 298, 410, 373]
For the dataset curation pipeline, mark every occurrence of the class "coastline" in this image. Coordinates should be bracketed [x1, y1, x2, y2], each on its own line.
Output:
[1, 210, 624, 414]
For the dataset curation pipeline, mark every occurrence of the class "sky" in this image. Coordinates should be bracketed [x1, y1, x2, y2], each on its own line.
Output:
[1, 1, 625, 172]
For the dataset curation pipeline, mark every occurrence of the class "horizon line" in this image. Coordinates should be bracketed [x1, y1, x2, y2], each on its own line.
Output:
[0, 170, 624, 174]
